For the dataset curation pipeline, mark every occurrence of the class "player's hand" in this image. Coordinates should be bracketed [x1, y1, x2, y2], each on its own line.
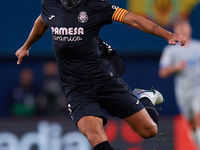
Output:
[174, 61, 186, 71]
[168, 33, 186, 46]
[15, 46, 30, 65]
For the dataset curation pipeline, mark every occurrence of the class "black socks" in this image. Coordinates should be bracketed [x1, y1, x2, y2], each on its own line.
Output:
[140, 97, 159, 126]
[94, 141, 114, 150]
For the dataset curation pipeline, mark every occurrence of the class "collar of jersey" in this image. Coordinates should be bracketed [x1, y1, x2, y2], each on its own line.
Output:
[61, 0, 82, 9]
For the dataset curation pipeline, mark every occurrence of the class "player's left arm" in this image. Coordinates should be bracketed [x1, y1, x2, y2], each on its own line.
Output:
[15, 15, 49, 64]
[112, 8, 186, 46]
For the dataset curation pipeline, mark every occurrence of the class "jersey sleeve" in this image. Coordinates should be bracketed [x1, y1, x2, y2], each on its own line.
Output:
[112, 7, 129, 23]
[40, 0, 50, 26]
[97, 1, 118, 24]
[97, 1, 129, 24]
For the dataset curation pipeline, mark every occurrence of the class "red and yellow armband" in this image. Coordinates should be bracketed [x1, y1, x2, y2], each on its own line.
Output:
[112, 8, 129, 23]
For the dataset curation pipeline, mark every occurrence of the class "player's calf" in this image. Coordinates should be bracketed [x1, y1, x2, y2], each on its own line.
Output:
[124, 108, 158, 139]
[133, 89, 164, 127]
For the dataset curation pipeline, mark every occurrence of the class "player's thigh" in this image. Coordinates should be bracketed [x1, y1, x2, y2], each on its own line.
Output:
[77, 116, 105, 136]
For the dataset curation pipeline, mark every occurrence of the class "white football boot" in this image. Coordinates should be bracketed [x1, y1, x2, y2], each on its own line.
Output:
[132, 89, 164, 105]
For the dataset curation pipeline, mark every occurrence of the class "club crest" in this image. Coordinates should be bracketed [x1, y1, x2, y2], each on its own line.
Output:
[78, 11, 88, 23]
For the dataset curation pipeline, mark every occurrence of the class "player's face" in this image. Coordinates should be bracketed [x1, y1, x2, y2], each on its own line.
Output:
[174, 22, 192, 38]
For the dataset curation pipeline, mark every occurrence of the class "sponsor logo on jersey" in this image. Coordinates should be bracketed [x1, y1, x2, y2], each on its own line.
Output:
[78, 11, 88, 23]
[51, 27, 84, 42]
[51, 27, 84, 35]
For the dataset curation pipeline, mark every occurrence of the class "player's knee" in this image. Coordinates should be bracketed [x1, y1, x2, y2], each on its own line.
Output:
[85, 130, 105, 145]
[141, 124, 158, 139]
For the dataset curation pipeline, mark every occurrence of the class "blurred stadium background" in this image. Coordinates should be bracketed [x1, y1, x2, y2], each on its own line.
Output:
[0, 0, 200, 149]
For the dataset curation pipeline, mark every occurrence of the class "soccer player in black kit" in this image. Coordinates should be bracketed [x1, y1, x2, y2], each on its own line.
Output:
[16, 0, 186, 149]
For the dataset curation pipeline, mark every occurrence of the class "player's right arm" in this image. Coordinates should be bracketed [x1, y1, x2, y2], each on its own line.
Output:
[15, 15, 49, 64]
[158, 47, 186, 78]
[158, 61, 186, 78]
[111, 8, 186, 46]
[124, 12, 186, 46]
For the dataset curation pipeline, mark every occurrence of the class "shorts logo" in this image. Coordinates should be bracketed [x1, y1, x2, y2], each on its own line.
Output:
[136, 100, 139, 105]
[78, 11, 88, 23]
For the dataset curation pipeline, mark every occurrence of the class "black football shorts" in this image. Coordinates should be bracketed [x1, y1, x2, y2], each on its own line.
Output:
[65, 77, 144, 126]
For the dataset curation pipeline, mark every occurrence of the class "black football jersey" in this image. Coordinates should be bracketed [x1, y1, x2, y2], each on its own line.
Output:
[41, 0, 121, 90]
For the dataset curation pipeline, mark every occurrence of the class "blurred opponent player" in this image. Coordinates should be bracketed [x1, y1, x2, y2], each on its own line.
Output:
[159, 19, 200, 148]
[15, 0, 186, 149]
